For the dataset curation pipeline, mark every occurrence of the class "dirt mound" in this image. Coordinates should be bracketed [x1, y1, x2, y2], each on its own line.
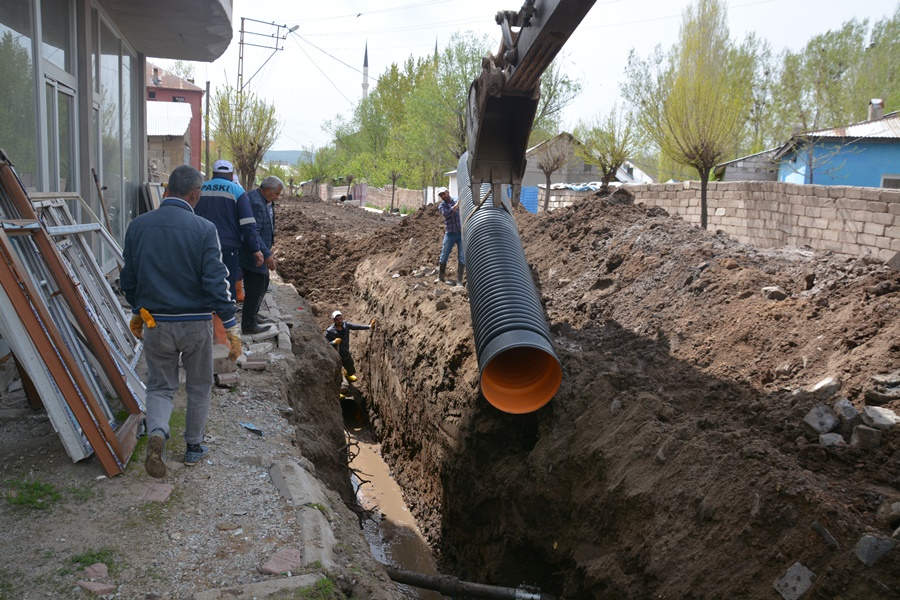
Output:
[276, 194, 900, 598]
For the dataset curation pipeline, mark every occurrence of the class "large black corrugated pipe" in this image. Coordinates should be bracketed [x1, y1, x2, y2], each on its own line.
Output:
[458, 153, 561, 414]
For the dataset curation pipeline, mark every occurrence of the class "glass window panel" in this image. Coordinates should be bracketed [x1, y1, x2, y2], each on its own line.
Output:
[46, 81, 57, 191]
[99, 19, 121, 240]
[58, 89, 74, 192]
[121, 49, 138, 233]
[0, 1, 38, 189]
[40, 0, 70, 73]
[91, 9, 98, 93]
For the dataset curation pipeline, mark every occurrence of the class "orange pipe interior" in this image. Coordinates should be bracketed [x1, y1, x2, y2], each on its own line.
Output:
[480, 346, 562, 414]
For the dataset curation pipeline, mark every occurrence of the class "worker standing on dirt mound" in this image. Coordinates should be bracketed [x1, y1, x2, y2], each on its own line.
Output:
[120, 165, 242, 478]
[437, 187, 465, 286]
[324, 310, 376, 382]
[194, 159, 264, 302]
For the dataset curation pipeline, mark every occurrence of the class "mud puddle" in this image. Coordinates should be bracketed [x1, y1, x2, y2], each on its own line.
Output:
[347, 422, 441, 599]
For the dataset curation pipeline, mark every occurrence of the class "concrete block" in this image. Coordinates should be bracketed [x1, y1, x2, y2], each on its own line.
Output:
[819, 433, 846, 447]
[854, 535, 896, 566]
[872, 212, 895, 226]
[867, 201, 888, 213]
[833, 398, 861, 432]
[803, 403, 838, 437]
[248, 341, 274, 355]
[863, 222, 886, 236]
[215, 372, 240, 387]
[773, 562, 816, 600]
[299, 506, 337, 569]
[861, 188, 883, 201]
[270, 460, 330, 507]
[850, 425, 882, 449]
[213, 345, 237, 374]
[808, 376, 841, 399]
[861, 406, 900, 430]
[241, 359, 267, 371]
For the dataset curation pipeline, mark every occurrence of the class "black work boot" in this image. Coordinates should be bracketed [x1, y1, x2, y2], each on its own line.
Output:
[439, 262, 446, 283]
[457, 262, 465, 286]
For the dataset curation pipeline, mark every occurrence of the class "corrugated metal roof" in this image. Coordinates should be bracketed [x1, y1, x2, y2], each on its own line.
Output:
[805, 111, 900, 139]
[146, 101, 192, 136]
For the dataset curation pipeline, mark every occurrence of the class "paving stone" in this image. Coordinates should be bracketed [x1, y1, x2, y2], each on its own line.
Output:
[213, 344, 237, 374]
[141, 482, 175, 503]
[241, 359, 267, 371]
[850, 425, 882, 450]
[861, 406, 900, 430]
[278, 332, 292, 351]
[259, 547, 302, 574]
[248, 342, 274, 355]
[84, 563, 108, 579]
[802, 403, 838, 437]
[77, 580, 116, 595]
[773, 562, 816, 600]
[854, 534, 897, 566]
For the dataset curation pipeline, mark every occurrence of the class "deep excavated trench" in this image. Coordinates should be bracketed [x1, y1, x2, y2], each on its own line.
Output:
[278, 195, 900, 599]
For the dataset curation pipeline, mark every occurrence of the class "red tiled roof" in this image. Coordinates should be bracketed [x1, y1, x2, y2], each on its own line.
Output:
[146, 62, 203, 92]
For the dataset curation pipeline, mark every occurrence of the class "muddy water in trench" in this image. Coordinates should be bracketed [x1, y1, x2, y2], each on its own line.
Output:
[347, 423, 442, 599]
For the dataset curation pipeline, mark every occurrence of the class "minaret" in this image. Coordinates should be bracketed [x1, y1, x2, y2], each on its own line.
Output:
[434, 37, 439, 68]
[362, 42, 369, 100]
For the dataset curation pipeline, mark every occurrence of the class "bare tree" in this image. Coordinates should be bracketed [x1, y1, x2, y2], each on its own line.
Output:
[389, 169, 401, 212]
[533, 134, 573, 212]
[213, 84, 281, 190]
[574, 104, 637, 193]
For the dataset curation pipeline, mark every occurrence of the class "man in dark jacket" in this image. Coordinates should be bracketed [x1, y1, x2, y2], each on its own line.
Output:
[240, 176, 283, 334]
[121, 165, 241, 478]
[324, 310, 376, 382]
[194, 159, 263, 301]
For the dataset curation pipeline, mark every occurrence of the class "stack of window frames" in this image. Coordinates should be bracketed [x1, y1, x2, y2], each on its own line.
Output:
[0, 151, 144, 476]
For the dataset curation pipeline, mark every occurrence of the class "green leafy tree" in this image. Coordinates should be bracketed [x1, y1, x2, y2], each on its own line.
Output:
[574, 103, 637, 192]
[298, 145, 335, 198]
[168, 60, 195, 82]
[0, 32, 37, 182]
[212, 84, 281, 189]
[531, 58, 582, 144]
[622, 0, 747, 228]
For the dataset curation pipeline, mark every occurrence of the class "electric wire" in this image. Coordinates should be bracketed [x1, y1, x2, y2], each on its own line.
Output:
[290, 36, 355, 106]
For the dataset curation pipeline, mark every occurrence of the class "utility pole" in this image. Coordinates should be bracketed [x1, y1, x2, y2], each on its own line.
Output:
[237, 18, 299, 93]
[205, 81, 211, 179]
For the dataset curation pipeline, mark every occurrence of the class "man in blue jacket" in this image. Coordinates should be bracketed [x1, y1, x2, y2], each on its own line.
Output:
[240, 175, 283, 334]
[194, 159, 263, 301]
[121, 165, 242, 478]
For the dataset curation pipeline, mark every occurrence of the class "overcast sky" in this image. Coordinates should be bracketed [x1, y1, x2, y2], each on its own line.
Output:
[152, 0, 899, 151]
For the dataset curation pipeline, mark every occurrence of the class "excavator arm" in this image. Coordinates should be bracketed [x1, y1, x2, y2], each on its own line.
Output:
[460, 0, 595, 414]
[466, 0, 596, 209]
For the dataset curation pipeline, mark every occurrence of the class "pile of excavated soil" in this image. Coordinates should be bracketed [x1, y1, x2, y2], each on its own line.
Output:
[276, 194, 900, 599]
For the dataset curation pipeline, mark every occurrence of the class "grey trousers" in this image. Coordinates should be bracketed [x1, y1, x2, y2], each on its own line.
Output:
[143, 320, 213, 445]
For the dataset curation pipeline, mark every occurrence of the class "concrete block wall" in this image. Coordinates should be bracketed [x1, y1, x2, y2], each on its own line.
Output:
[621, 181, 900, 261]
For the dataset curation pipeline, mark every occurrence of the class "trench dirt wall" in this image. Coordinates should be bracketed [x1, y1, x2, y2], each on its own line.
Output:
[276, 196, 900, 599]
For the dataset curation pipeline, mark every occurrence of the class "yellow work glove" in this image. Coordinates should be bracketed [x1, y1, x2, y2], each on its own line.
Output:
[332, 338, 342, 346]
[225, 325, 242, 361]
[140, 308, 157, 328]
[370, 318, 377, 331]
[130, 314, 143, 339]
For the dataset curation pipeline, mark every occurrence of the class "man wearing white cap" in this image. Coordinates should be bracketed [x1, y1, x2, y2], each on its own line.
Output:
[324, 310, 376, 383]
[194, 159, 264, 303]
[437, 187, 464, 286]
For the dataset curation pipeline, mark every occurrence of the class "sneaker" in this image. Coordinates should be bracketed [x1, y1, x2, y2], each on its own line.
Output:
[145, 433, 167, 478]
[347, 374, 358, 383]
[183, 444, 209, 466]
[256, 315, 274, 324]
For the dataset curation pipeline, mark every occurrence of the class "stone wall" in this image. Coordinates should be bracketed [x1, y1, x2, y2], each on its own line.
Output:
[623, 181, 900, 261]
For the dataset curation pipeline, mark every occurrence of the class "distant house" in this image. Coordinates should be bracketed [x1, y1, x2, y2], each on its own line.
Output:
[714, 148, 779, 182]
[146, 102, 193, 182]
[523, 132, 655, 187]
[146, 63, 204, 171]
[773, 100, 900, 188]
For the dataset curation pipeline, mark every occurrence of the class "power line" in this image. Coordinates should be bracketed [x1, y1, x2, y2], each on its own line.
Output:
[290, 36, 355, 106]
[284, 0, 454, 24]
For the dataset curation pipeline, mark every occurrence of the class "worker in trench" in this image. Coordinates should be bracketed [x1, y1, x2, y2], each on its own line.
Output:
[120, 165, 242, 478]
[324, 310, 376, 383]
[436, 186, 464, 286]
